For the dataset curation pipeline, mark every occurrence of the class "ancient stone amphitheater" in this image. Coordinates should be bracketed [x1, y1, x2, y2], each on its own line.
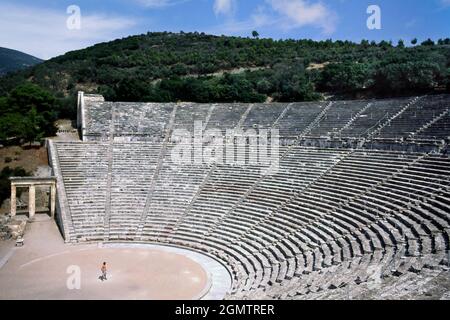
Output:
[48, 92, 450, 300]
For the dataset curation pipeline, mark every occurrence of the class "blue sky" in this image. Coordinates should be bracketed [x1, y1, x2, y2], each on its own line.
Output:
[1, 0, 449, 59]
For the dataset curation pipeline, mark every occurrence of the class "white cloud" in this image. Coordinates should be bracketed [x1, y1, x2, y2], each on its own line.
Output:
[267, 0, 337, 34]
[0, 3, 137, 59]
[211, 0, 337, 35]
[214, 0, 235, 16]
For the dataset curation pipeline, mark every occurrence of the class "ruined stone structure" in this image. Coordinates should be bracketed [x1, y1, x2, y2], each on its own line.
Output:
[47, 92, 450, 299]
[9, 177, 56, 220]
[76, 94, 449, 152]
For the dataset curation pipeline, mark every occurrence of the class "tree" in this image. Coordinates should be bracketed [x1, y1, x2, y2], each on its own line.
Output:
[397, 40, 405, 48]
[0, 31, 449, 106]
[0, 96, 7, 116]
[22, 107, 44, 145]
[437, 38, 450, 45]
[55, 95, 77, 120]
[319, 62, 371, 93]
[252, 31, 259, 39]
[8, 83, 55, 114]
[378, 40, 392, 48]
[0, 113, 25, 143]
[421, 38, 435, 46]
[360, 40, 370, 48]
[114, 79, 152, 102]
[447, 68, 450, 92]
[256, 78, 272, 94]
[373, 61, 442, 95]
[411, 38, 418, 45]
[270, 63, 320, 102]
[0, 83, 58, 144]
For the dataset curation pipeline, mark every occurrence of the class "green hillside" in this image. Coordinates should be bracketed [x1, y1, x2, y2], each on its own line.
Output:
[0, 47, 42, 76]
[0, 32, 449, 146]
[1, 32, 449, 103]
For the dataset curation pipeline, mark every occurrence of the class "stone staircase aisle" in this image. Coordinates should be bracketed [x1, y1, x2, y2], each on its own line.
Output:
[134, 105, 179, 240]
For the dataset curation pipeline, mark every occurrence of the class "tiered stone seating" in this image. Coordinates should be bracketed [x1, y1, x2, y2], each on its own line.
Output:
[113, 103, 174, 139]
[141, 144, 213, 241]
[108, 142, 163, 239]
[242, 103, 288, 130]
[171, 164, 266, 240]
[84, 102, 114, 140]
[378, 95, 449, 138]
[205, 103, 249, 130]
[308, 101, 369, 137]
[218, 151, 421, 292]
[273, 102, 326, 137]
[229, 153, 449, 298]
[172, 103, 213, 132]
[340, 98, 411, 137]
[53, 93, 450, 300]
[215, 148, 349, 239]
[54, 142, 109, 241]
[81, 95, 450, 141]
[53, 141, 450, 299]
[415, 110, 450, 140]
[237, 247, 448, 300]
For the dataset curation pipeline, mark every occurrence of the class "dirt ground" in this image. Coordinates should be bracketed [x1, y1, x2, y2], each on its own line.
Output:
[0, 146, 49, 214]
[0, 146, 48, 173]
[53, 119, 80, 141]
[0, 119, 78, 173]
[0, 121, 79, 214]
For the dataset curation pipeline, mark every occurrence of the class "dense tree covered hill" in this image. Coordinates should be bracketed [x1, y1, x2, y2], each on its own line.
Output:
[0, 47, 43, 76]
[0, 32, 449, 104]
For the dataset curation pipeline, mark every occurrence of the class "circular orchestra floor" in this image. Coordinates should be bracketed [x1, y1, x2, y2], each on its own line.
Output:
[0, 217, 231, 300]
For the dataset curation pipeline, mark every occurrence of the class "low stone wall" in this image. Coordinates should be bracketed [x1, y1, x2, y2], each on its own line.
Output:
[0, 215, 26, 240]
[46, 140, 68, 241]
[0, 215, 9, 240]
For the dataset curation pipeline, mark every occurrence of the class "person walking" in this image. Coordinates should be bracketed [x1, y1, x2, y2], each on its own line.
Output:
[101, 262, 107, 281]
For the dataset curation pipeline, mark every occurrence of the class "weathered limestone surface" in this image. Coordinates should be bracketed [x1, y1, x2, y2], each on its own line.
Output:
[9, 177, 57, 219]
[47, 92, 450, 300]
